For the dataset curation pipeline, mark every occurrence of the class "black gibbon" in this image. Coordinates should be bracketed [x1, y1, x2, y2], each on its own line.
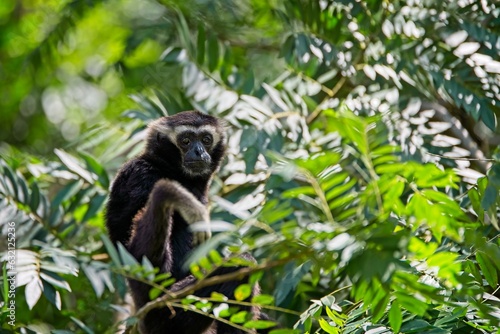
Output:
[106, 111, 270, 334]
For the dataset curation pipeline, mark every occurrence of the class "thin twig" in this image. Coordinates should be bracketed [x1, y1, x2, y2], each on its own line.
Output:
[133, 257, 296, 321]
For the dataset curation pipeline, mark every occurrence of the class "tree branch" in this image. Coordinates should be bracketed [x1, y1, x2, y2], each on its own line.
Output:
[132, 257, 294, 322]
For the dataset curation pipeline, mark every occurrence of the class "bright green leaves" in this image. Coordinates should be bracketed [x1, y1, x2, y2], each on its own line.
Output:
[268, 109, 484, 331]
[379, 176, 405, 215]
[3, 0, 500, 332]
[426, 252, 461, 287]
[406, 163, 459, 189]
[234, 284, 252, 301]
[388, 301, 402, 333]
[244, 319, 277, 330]
[295, 296, 345, 333]
[330, 111, 370, 156]
[123, 39, 162, 68]
[376, 162, 466, 242]
[394, 292, 428, 317]
[251, 294, 275, 305]
[407, 192, 460, 242]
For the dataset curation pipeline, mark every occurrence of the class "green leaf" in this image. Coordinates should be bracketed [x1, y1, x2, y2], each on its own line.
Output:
[244, 320, 277, 330]
[388, 301, 402, 333]
[199, 256, 213, 271]
[465, 259, 483, 283]
[325, 306, 344, 326]
[210, 292, 228, 302]
[101, 234, 121, 266]
[79, 152, 110, 189]
[49, 206, 63, 226]
[160, 47, 186, 65]
[196, 24, 206, 65]
[480, 105, 496, 131]
[249, 271, 264, 286]
[181, 295, 198, 305]
[395, 292, 427, 316]
[320, 295, 336, 308]
[40, 271, 71, 291]
[160, 278, 175, 288]
[282, 186, 316, 199]
[149, 287, 162, 301]
[51, 180, 83, 209]
[400, 319, 431, 332]
[117, 243, 139, 267]
[371, 294, 389, 323]
[208, 250, 223, 265]
[269, 330, 300, 334]
[42, 280, 62, 310]
[476, 251, 498, 288]
[244, 147, 259, 174]
[325, 178, 356, 201]
[70, 316, 95, 334]
[251, 294, 274, 305]
[176, 11, 193, 56]
[230, 311, 249, 323]
[82, 262, 108, 297]
[2, 163, 18, 199]
[55, 149, 95, 183]
[318, 318, 338, 334]
[240, 127, 259, 149]
[207, 34, 219, 72]
[196, 301, 215, 311]
[260, 199, 294, 224]
[427, 252, 458, 268]
[190, 263, 204, 279]
[275, 261, 312, 305]
[29, 181, 41, 213]
[489, 207, 499, 231]
[234, 284, 252, 301]
[481, 184, 497, 210]
[16, 171, 29, 203]
[153, 272, 172, 282]
[141, 257, 156, 280]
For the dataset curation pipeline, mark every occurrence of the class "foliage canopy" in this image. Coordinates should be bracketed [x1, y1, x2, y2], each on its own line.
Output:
[1, 0, 500, 333]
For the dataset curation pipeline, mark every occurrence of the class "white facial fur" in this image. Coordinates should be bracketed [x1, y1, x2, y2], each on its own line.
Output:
[150, 122, 221, 151]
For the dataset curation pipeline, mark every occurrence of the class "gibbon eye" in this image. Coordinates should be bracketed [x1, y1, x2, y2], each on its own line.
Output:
[181, 137, 190, 146]
[202, 135, 212, 146]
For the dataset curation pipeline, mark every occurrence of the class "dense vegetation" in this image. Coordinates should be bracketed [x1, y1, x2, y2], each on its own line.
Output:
[1, 0, 500, 333]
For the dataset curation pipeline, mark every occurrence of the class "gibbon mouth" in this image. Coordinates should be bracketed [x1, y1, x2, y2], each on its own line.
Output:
[184, 161, 210, 171]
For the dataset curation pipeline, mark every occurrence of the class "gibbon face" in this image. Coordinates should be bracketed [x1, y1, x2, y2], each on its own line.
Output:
[148, 111, 225, 177]
[172, 124, 220, 176]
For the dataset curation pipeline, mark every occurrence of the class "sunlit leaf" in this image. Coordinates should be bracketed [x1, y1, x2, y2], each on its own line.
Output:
[244, 319, 277, 330]
[234, 284, 252, 301]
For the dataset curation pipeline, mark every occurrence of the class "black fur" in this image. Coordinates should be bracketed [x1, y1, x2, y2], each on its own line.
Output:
[106, 111, 225, 246]
[105, 111, 271, 333]
[129, 181, 261, 333]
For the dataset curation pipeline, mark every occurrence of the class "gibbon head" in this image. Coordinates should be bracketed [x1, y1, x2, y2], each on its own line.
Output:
[147, 111, 226, 177]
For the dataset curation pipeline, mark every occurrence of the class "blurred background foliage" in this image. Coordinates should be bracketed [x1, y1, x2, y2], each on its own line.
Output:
[1, 0, 500, 333]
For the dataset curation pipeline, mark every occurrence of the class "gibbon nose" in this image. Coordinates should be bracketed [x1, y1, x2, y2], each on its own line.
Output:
[194, 144, 204, 156]
[186, 142, 211, 163]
